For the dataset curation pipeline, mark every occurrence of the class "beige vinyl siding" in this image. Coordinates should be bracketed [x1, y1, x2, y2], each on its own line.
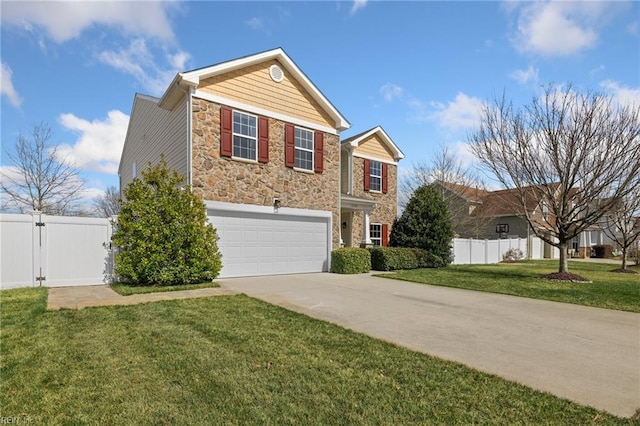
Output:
[353, 134, 395, 162]
[119, 94, 188, 191]
[199, 60, 334, 129]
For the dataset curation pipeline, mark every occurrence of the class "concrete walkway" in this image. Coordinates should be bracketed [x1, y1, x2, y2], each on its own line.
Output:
[216, 273, 640, 418]
[47, 285, 235, 310]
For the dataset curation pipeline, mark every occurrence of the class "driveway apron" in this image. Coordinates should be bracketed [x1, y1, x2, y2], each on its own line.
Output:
[217, 272, 640, 418]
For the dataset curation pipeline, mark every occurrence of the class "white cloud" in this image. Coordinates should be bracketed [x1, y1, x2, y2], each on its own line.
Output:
[509, 65, 539, 85]
[56, 110, 130, 174]
[351, 0, 368, 15]
[628, 21, 639, 35]
[1, 62, 23, 108]
[380, 83, 403, 102]
[428, 93, 486, 130]
[1, 1, 177, 43]
[600, 80, 640, 109]
[98, 38, 190, 96]
[246, 17, 265, 31]
[511, 2, 607, 56]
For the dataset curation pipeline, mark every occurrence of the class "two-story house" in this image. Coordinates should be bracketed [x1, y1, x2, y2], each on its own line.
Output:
[119, 48, 403, 278]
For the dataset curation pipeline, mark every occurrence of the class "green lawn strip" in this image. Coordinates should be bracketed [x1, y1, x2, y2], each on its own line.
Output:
[379, 260, 640, 313]
[1, 288, 633, 424]
[110, 281, 219, 295]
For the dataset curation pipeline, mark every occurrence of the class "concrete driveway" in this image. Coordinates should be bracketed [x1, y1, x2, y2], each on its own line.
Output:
[217, 272, 640, 418]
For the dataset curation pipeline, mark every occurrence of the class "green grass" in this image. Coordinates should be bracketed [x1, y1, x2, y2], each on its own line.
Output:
[1, 288, 636, 424]
[110, 281, 219, 295]
[380, 260, 640, 312]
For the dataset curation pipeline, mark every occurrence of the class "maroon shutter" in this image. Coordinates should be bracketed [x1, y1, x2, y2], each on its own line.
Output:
[285, 123, 295, 168]
[382, 163, 388, 194]
[363, 159, 371, 191]
[258, 116, 269, 163]
[314, 130, 324, 173]
[382, 224, 389, 247]
[220, 106, 232, 157]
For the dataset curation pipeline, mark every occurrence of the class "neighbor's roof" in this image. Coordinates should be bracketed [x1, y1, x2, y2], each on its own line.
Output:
[435, 181, 489, 203]
[158, 47, 350, 131]
[341, 125, 404, 161]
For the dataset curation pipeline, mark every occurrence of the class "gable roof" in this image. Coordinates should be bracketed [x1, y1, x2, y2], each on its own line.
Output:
[434, 181, 489, 203]
[341, 126, 405, 161]
[158, 47, 351, 131]
[437, 181, 562, 217]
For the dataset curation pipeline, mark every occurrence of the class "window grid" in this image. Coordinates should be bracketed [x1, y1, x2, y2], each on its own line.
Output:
[370, 223, 382, 246]
[295, 127, 314, 170]
[370, 160, 382, 192]
[232, 111, 257, 160]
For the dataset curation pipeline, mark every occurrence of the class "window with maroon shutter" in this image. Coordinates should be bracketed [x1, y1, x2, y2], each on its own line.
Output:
[382, 224, 389, 247]
[220, 106, 232, 157]
[370, 223, 382, 246]
[314, 130, 324, 173]
[258, 116, 269, 163]
[285, 123, 295, 167]
[382, 163, 388, 194]
[363, 159, 371, 191]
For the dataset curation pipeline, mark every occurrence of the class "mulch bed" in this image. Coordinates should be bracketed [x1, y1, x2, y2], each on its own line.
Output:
[542, 272, 592, 283]
[609, 268, 638, 274]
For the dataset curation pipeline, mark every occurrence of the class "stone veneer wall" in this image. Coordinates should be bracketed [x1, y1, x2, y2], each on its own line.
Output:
[191, 98, 341, 249]
[348, 157, 398, 245]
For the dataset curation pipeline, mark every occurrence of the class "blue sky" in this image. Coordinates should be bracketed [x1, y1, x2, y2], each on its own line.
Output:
[1, 1, 639, 207]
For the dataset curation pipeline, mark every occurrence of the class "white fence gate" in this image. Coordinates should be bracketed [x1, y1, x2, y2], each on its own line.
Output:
[452, 237, 547, 265]
[0, 213, 114, 290]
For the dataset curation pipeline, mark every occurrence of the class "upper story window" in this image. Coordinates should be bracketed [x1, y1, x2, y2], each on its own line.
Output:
[369, 160, 382, 192]
[232, 111, 257, 161]
[295, 127, 314, 171]
[542, 202, 549, 220]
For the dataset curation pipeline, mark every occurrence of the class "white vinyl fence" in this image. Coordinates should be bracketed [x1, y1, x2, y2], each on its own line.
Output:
[452, 237, 546, 265]
[0, 213, 114, 290]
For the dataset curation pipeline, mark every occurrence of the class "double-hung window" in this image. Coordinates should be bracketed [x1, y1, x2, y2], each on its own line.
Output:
[232, 111, 257, 161]
[295, 127, 314, 171]
[370, 223, 382, 246]
[369, 160, 382, 192]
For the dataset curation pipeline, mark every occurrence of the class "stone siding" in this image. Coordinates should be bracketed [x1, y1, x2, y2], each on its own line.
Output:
[191, 98, 341, 249]
[349, 157, 398, 244]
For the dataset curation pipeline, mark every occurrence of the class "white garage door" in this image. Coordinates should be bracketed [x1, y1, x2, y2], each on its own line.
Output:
[208, 205, 330, 278]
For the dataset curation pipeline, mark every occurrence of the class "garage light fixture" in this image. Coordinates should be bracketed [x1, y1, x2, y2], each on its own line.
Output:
[273, 198, 281, 210]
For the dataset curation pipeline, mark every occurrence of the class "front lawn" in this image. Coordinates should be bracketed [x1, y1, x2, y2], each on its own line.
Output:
[381, 260, 640, 312]
[1, 288, 634, 424]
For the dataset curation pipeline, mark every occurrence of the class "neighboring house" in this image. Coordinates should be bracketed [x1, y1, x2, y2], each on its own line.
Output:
[434, 181, 566, 258]
[119, 48, 403, 278]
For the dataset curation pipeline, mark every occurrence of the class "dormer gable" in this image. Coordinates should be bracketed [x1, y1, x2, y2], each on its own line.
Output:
[341, 126, 404, 163]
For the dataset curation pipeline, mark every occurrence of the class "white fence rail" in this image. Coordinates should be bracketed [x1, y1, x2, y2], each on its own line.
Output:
[1, 213, 114, 290]
[452, 237, 546, 265]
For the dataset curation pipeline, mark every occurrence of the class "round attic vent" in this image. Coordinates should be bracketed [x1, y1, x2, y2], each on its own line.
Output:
[269, 64, 284, 82]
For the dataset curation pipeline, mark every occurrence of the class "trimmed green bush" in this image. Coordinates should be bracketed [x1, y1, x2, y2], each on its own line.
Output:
[331, 248, 371, 274]
[112, 157, 222, 286]
[369, 247, 446, 271]
[411, 249, 446, 268]
[369, 247, 417, 271]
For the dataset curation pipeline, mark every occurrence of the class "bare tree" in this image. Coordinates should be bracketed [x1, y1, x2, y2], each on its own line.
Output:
[470, 85, 640, 277]
[599, 187, 640, 271]
[400, 144, 490, 237]
[93, 186, 121, 218]
[0, 122, 85, 215]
